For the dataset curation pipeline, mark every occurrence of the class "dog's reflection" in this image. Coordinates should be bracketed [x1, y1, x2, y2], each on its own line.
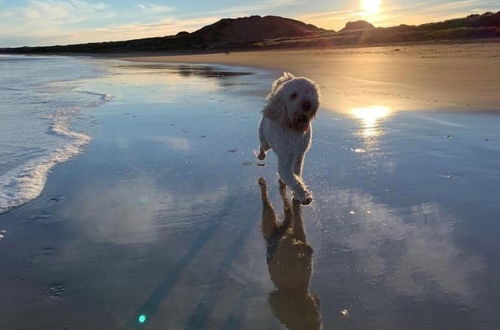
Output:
[258, 178, 321, 330]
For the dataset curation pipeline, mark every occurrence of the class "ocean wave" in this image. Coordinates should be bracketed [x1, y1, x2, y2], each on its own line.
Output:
[0, 99, 111, 215]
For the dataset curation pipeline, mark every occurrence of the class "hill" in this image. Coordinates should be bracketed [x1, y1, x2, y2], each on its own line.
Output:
[340, 20, 375, 32]
[189, 15, 325, 45]
[0, 15, 324, 54]
[0, 11, 499, 54]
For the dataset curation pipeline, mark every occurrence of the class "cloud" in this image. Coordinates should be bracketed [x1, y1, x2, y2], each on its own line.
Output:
[134, 3, 173, 15]
[0, 0, 222, 46]
[149, 136, 191, 151]
[189, 0, 305, 17]
[20, 0, 110, 24]
[66, 175, 229, 244]
[0, 0, 117, 46]
[94, 16, 217, 35]
[317, 188, 483, 301]
[74, 16, 219, 45]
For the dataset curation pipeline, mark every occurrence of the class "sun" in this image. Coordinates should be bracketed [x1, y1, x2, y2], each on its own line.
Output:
[361, 0, 382, 15]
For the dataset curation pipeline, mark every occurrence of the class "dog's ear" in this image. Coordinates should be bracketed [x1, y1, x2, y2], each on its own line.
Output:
[267, 72, 295, 99]
[263, 92, 290, 127]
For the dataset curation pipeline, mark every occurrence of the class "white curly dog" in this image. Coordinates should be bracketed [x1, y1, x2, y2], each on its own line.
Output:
[257, 72, 320, 205]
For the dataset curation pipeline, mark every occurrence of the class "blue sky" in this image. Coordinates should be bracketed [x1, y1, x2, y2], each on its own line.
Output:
[0, 0, 498, 47]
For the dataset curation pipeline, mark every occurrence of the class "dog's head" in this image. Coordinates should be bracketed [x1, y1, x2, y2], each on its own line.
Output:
[263, 72, 320, 133]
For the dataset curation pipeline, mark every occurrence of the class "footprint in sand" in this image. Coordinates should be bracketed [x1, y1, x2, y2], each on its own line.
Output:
[242, 161, 265, 166]
[49, 195, 65, 203]
[48, 282, 65, 299]
[30, 210, 52, 223]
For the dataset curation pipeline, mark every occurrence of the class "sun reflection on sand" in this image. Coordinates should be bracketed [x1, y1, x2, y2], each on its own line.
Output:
[351, 105, 391, 138]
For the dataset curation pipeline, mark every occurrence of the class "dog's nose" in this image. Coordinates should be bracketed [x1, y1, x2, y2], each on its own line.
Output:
[301, 100, 312, 112]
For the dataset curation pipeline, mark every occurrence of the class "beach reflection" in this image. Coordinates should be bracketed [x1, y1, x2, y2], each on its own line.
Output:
[351, 105, 392, 139]
[83, 61, 269, 105]
[258, 178, 321, 330]
[317, 188, 483, 301]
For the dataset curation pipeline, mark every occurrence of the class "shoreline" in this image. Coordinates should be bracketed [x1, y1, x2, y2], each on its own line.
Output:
[0, 56, 112, 216]
[3, 35, 500, 56]
[3, 37, 500, 59]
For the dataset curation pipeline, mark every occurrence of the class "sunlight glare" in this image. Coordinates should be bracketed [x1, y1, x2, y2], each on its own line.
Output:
[351, 105, 391, 138]
[361, 0, 382, 15]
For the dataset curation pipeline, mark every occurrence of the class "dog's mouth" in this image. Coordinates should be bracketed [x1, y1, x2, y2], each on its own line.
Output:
[294, 115, 310, 132]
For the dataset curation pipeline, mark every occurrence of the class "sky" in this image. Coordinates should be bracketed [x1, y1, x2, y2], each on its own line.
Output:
[0, 0, 498, 47]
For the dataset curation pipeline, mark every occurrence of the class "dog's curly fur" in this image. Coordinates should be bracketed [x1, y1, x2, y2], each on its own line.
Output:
[257, 72, 320, 205]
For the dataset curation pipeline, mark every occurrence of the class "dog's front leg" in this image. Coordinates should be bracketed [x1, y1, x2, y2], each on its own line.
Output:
[258, 143, 270, 160]
[293, 152, 305, 177]
[257, 119, 271, 160]
[278, 153, 312, 205]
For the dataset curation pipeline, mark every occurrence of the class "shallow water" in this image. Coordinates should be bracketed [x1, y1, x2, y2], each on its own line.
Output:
[0, 58, 499, 329]
[0, 55, 111, 214]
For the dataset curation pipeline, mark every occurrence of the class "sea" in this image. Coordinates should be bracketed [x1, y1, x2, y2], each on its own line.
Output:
[0, 55, 111, 214]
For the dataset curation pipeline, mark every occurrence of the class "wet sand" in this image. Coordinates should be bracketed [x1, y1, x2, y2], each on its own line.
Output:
[123, 42, 500, 114]
[0, 49, 500, 329]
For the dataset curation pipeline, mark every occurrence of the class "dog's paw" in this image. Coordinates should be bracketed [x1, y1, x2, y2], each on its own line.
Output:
[258, 177, 266, 186]
[257, 151, 266, 160]
[293, 191, 313, 205]
[302, 195, 313, 205]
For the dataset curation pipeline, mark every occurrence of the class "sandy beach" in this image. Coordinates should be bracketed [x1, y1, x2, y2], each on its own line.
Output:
[124, 42, 500, 114]
[1, 44, 500, 329]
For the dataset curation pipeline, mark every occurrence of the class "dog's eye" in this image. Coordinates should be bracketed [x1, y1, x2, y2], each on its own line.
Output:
[290, 92, 297, 100]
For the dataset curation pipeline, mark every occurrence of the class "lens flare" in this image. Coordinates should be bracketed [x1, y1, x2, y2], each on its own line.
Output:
[138, 314, 147, 324]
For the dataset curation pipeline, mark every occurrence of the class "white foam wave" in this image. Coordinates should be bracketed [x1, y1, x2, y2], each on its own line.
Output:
[0, 103, 107, 214]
